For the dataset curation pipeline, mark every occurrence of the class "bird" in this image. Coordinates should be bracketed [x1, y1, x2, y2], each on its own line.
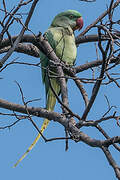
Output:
[14, 9, 83, 167]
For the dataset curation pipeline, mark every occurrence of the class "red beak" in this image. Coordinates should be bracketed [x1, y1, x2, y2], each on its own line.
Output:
[73, 17, 83, 31]
[76, 17, 83, 30]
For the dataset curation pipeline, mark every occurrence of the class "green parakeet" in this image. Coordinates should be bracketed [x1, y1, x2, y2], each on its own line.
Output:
[14, 9, 83, 167]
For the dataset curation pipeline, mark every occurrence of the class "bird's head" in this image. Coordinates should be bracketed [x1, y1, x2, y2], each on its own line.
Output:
[51, 10, 83, 31]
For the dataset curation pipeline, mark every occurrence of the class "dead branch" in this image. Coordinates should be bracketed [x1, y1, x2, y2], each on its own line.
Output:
[77, 0, 120, 37]
[0, 0, 39, 67]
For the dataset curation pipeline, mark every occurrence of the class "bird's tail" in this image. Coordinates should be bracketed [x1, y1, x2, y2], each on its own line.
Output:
[13, 79, 60, 167]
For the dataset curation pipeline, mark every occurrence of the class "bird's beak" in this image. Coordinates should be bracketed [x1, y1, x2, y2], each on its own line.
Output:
[73, 17, 83, 31]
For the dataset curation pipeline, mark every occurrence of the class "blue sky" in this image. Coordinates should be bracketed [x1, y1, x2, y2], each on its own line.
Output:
[0, 0, 120, 179]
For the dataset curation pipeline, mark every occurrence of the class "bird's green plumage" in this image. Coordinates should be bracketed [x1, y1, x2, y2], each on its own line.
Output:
[41, 26, 77, 96]
[14, 10, 83, 167]
[51, 10, 82, 29]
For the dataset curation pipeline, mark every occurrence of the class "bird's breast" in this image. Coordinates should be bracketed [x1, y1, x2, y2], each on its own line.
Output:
[51, 27, 77, 65]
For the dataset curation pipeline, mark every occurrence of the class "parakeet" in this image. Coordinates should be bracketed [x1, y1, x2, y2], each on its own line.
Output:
[14, 10, 83, 167]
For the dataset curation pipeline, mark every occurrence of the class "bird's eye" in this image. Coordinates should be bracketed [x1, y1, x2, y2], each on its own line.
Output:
[69, 15, 73, 19]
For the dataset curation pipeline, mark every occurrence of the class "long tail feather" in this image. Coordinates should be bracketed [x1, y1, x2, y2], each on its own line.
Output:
[13, 79, 60, 167]
[13, 119, 49, 168]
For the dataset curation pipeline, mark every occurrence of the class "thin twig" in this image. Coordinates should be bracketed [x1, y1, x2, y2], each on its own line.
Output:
[15, 81, 47, 142]
[77, 0, 120, 37]
[0, 0, 39, 67]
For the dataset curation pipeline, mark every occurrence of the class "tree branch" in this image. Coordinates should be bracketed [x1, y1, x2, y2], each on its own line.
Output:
[0, 0, 39, 67]
[76, 0, 120, 37]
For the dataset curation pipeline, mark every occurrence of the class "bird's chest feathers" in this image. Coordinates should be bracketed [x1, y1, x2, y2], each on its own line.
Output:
[51, 28, 77, 65]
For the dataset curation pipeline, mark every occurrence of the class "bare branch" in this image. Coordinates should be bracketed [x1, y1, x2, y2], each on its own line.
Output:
[0, 0, 39, 67]
[15, 81, 47, 141]
[102, 146, 120, 179]
[77, 0, 120, 37]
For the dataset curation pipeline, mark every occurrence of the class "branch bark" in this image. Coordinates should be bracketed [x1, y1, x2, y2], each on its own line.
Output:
[0, 0, 39, 66]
